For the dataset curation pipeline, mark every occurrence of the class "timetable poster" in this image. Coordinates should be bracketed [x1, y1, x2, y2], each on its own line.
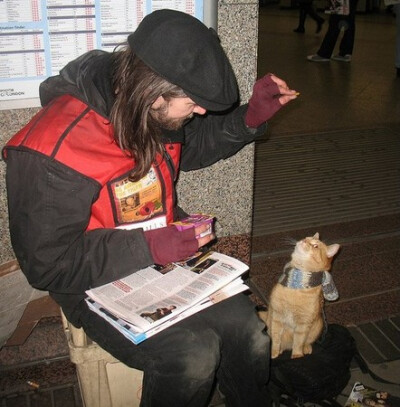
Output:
[0, 0, 203, 107]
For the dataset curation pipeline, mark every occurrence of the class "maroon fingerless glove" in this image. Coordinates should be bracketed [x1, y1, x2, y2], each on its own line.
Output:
[245, 74, 283, 128]
[144, 225, 198, 265]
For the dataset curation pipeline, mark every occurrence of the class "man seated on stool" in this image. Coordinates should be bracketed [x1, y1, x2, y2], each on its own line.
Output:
[3, 9, 298, 406]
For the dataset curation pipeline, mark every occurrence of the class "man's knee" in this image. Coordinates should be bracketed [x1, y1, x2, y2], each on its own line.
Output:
[148, 327, 221, 381]
[179, 328, 221, 380]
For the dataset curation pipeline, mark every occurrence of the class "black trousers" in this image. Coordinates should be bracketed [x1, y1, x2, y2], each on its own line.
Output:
[317, 1, 357, 58]
[79, 293, 271, 407]
[296, 2, 324, 29]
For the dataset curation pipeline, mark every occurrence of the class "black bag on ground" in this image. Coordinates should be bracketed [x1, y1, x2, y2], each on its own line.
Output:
[268, 324, 357, 406]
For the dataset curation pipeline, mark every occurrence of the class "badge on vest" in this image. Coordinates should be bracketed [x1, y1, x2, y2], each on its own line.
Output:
[111, 168, 164, 225]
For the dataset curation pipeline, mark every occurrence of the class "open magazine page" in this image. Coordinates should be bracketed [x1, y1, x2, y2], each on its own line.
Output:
[345, 382, 400, 406]
[86, 277, 249, 345]
[86, 251, 249, 332]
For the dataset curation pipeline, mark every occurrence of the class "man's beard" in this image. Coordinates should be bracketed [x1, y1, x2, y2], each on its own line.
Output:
[150, 106, 193, 130]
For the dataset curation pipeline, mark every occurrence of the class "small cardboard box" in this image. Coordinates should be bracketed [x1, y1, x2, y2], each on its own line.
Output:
[0, 260, 51, 348]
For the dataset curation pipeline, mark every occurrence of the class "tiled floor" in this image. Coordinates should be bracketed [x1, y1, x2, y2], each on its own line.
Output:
[256, 3, 400, 135]
[250, 2, 400, 405]
[1, 3, 399, 406]
[252, 0, 400, 352]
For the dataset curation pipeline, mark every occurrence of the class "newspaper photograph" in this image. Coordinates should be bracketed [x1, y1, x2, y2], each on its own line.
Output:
[345, 381, 400, 406]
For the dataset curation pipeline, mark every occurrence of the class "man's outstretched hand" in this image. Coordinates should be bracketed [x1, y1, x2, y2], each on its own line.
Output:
[245, 74, 299, 128]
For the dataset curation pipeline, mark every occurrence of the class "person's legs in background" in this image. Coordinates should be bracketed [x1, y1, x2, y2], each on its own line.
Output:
[394, 3, 400, 77]
[294, 0, 324, 33]
[333, 0, 358, 61]
[337, 17, 356, 59]
[308, 0, 358, 62]
[307, 14, 341, 61]
[294, 2, 308, 33]
[305, 2, 325, 32]
[317, 14, 342, 58]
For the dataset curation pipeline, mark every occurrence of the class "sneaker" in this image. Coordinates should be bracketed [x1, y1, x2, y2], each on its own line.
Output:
[307, 54, 330, 62]
[332, 54, 352, 62]
[293, 27, 305, 33]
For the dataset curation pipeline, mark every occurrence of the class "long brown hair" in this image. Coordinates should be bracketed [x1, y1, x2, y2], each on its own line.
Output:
[110, 46, 186, 181]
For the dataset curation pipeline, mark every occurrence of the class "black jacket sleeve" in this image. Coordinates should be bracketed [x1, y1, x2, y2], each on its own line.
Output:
[180, 104, 267, 171]
[5, 149, 154, 295]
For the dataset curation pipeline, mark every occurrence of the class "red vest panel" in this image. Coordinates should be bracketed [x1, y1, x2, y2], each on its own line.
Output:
[5, 95, 181, 230]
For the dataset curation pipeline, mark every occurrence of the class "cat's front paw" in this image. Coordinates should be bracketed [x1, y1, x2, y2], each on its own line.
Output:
[291, 353, 304, 359]
[303, 344, 312, 354]
[271, 349, 281, 359]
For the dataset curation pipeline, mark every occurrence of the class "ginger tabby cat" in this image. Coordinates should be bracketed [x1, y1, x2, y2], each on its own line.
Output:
[259, 233, 340, 359]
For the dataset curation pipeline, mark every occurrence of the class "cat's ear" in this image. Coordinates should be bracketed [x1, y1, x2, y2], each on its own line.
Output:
[326, 244, 340, 258]
[313, 232, 320, 240]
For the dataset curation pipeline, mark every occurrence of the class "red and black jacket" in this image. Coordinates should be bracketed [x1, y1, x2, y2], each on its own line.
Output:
[6, 94, 180, 230]
[2, 50, 265, 326]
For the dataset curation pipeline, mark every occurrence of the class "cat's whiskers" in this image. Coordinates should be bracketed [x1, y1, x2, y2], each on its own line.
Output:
[281, 237, 297, 248]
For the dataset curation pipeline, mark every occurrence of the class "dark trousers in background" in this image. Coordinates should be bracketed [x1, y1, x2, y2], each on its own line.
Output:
[79, 293, 271, 407]
[317, 0, 358, 58]
[296, 1, 324, 30]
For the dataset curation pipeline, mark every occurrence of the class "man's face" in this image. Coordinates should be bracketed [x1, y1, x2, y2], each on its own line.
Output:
[151, 96, 207, 130]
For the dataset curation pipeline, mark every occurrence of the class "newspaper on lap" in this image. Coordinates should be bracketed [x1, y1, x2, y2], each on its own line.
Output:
[86, 243, 250, 344]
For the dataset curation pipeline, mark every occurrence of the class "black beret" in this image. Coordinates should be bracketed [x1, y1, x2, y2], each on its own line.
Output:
[128, 9, 238, 112]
